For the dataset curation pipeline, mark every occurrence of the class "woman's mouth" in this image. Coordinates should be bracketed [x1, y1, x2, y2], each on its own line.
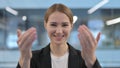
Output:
[53, 35, 64, 41]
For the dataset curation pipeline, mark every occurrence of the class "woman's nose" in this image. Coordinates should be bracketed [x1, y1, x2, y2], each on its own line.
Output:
[56, 27, 63, 34]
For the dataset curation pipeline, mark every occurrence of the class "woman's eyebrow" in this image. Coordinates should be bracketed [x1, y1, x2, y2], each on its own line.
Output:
[62, 22, 69, 24]
[50, 22, 57, 24]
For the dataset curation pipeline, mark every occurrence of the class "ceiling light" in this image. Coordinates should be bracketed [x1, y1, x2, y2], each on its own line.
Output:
[88, 0, 109, 14]
[5, 6, 18, 16]
[22, 16, 27, 21]
[106, 17, 120, 25]
[73, 16, 78, 24]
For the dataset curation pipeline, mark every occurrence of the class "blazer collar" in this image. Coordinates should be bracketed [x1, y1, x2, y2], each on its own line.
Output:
[41, 43, 80, 68]
[42, 43, 78, 56]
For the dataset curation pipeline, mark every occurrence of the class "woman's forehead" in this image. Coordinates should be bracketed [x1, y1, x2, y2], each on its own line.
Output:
[48, 12, 70, 22]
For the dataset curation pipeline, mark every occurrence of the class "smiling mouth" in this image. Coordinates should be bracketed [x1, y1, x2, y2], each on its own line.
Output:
[53, 35, 64, 40]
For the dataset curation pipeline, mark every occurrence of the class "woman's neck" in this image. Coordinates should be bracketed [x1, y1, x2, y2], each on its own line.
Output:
[50, 43, 68, 57]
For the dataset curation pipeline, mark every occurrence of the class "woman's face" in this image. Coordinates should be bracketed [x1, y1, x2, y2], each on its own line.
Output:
[44, 11, 73, 45]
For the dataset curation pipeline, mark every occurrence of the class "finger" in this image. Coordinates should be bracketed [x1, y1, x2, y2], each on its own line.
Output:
[18, 27, 36, 48]
[17, 29, 22, 37]
[78, 26, 88, 49]
[78, 25, 93, 42]
[21, 30, 37, 49]
[82, 25, 96, 44]
[78, 28, 93, 58]
[18, 30, 37, 53]
[19, 27, 36, 40]
[79, 34, 90, 58]
[82, 25, 95, 40]
[79, 25, 96, 49]
[18, 27, 36, 44]
[78, 34, 85, 49]
[96, 32, 101, 43]
[17, 29, 22, 45]
[18, 30, 36, 48]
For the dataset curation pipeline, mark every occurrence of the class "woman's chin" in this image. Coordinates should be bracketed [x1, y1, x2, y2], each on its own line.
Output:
[52, 40, 65, 45]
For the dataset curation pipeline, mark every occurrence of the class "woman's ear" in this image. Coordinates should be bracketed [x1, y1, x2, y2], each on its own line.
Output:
[44, 21, 47, 29]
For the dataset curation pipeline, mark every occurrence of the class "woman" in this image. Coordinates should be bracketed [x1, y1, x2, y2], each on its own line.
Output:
[16, 3, 101, 68]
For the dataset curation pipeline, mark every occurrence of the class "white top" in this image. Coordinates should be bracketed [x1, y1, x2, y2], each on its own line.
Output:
[51, 51, 69, 68]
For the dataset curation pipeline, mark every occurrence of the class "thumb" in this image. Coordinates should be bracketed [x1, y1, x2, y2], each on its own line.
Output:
[17, 29, 22, 37]
[96, 32, 101, 43]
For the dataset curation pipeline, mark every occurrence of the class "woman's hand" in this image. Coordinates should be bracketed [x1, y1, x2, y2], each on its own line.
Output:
[78, 25, 100, 68]
[17, 27, 37, 68]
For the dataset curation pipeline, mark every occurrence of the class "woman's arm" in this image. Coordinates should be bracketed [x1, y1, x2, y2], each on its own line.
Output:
[17, 27, 37, 68]
[78, 25, 101, 68]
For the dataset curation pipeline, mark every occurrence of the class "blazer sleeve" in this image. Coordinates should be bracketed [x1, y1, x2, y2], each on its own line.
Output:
[16, 51, 40, 68]
[92, 59, 102, 68]
[16, 57, 37, 68]
[16, 63, 21, 68]
[16, 59, 37, 68]
[82, 59, 101, 68]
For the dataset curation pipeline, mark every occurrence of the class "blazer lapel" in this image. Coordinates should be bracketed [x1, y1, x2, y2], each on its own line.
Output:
[68, 44, 83, 68]
[40, 44, 51, 68]
[41, 43, 83, 68]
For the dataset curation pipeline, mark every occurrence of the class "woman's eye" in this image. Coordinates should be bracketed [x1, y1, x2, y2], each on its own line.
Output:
[62, 24, 68, 27]
[50, 24, 56, 26]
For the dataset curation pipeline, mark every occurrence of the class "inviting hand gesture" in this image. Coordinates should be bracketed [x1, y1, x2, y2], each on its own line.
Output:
[17, 27, 37, 68]
[78, 25, 101, 68]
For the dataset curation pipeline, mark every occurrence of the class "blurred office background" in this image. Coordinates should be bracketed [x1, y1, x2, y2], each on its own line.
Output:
[0, 0, 120, 68]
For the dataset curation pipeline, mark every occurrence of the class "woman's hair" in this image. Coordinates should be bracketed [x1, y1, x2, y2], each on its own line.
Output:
[44, 3, 73, 24]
